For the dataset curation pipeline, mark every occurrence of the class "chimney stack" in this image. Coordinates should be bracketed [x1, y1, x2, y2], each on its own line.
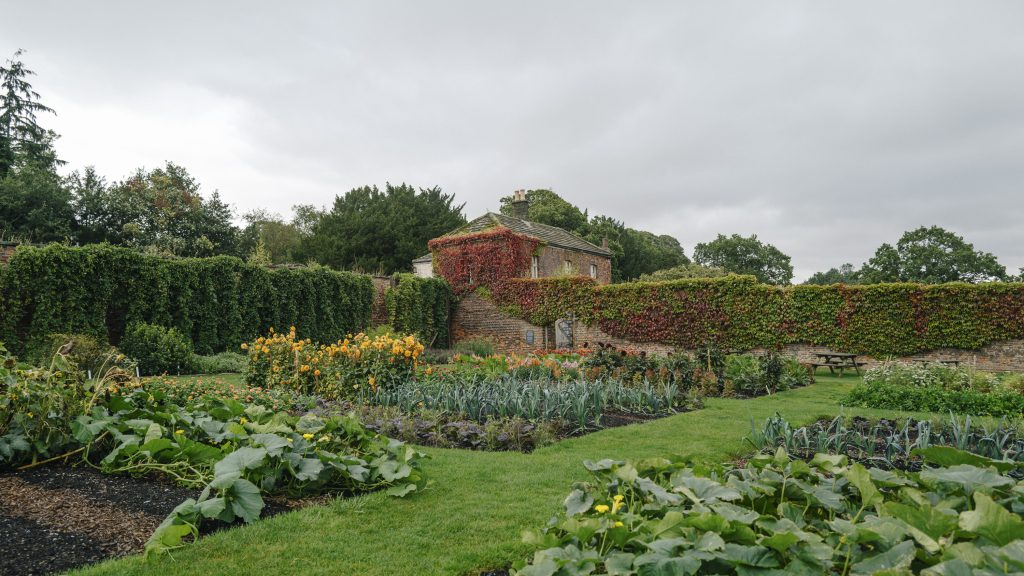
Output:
[509, 189, 530, 220]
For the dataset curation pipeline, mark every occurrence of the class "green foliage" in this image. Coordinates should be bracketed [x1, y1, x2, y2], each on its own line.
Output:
[37, 332, 130, 376]
[385, 273, 453, 347]
[0, 50, 62, 178]
[71, 162, 239, 257]
[693, 233, 794, 284]
[0, 344, 91, 466]
[862, 225, 1007, 284]
[237, 209, 305, 264]
[637, 262, 727, 282]
[189, 352, 248, 374]
[298, 183, 467, 274]
[491, 275, 1024, 357]
[746, 412, 1024, 467]
[119, 322, 194, 376]
[453, 338, 497, 357]
[361, 375, 690, 431]
[804, 262, 861, 285]
[515, 448, 1024, 575]
[68, 384, 427, 555]
[846, 362, 1024, 416]
[500, 189, 589, 232]
[0, 243, 374, 357]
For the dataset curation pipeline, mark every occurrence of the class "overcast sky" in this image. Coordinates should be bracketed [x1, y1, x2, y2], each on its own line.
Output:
[3, 1, 1023, 280]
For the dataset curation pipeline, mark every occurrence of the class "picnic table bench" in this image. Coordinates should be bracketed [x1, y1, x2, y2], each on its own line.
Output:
[809, 352, 864, 376]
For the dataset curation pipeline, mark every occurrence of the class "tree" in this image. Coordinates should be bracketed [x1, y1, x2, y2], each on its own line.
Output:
[237, 209, 305, 264]
[804, 263, 862, 285]
[637, 263, 727, 282]
[298, 183, 466, 274]
[0, 50, 62, 177]
[499, 189, 588, 232]
[0, 160, 75, 242]
[693, 234, 794, 284]
[0, 50, 74, 241]
[859, 226, 1006, 284]
[71, 162, 240, 256]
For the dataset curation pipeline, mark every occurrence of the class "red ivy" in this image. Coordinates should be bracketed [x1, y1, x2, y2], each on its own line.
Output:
[428, 227, 541, 296]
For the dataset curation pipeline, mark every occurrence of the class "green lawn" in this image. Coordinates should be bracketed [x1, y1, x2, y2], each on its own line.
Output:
[74, 376, 928, 576]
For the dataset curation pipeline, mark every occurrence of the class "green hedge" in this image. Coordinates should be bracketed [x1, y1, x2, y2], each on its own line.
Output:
[491, 275, 1024, 356]
[385, 273, 453, 347]
[0, 244, 374, 356]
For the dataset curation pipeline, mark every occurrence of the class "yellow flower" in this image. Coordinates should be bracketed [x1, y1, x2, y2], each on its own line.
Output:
[314, 369, 321, 376]
[612, 494, 625, 513]
[594, 504, 610, 514]
[239, 417, 248, 424]
[240, 343, 248, 350]
[302, 433, 314, 440]
[614, 521, 624, 527]
[175, 429, 184, 435]
[27, 412, 33, 418]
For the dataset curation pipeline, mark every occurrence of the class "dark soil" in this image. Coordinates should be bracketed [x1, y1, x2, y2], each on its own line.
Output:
[0, 463, 291, 576]
[0, 513, 109, 576]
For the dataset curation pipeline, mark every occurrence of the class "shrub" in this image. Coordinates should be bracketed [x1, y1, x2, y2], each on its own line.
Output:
[189, 352, 248, 374]
[847, 363, 1024, 416]
[119, 322, 194, 376]
[37, 332, 133, 377]
[0, 344, 91, 467]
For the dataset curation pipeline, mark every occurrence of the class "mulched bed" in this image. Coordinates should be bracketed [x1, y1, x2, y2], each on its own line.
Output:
[0, 464, 292, 576]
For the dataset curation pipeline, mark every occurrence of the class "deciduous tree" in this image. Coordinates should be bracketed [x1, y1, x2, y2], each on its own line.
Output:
[693, 233, 793, 284]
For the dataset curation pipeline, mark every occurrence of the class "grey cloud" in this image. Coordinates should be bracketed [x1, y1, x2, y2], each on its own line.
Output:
[3, 0, 1023, 279]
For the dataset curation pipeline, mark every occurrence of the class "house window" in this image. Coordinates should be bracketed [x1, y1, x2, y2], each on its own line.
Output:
[564, 260, 572, 274]
[531, 255, 539, 278]
[590, 263, 598, 279]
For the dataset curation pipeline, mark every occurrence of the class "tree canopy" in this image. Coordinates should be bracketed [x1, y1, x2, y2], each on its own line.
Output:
[298, 183, 466, 274]
[859, 225, 1006, 284]
[693, 233, 794, 284]
[636, 262, 727, 282]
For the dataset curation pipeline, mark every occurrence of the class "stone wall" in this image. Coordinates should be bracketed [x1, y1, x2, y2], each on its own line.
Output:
[537, 245, 612, 285]
[452, 294, 1024, 372]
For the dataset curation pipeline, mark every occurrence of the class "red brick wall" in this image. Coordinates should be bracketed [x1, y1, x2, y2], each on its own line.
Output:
[451, 293, 554, 354]
[536, 245, 611, 285]
[371, 276, 395, 326]
[0, 244, 17, 265]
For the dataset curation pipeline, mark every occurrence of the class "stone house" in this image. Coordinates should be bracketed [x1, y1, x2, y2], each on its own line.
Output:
[411, 190, 613, 283]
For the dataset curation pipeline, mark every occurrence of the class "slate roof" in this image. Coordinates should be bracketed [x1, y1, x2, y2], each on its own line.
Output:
[440, 212, 612, 257]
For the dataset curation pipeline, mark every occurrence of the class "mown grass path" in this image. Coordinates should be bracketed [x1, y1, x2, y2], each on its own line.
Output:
[74, 377, 924, 576]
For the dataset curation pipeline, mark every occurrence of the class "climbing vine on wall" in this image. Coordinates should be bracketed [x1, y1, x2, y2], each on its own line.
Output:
[489, 275, 1024, 357]
[428, 227, 541, 296]
[0, 244, 374, 356]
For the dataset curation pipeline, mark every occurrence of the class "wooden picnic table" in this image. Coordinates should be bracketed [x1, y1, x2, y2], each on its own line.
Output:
[811, 352, 863, 376]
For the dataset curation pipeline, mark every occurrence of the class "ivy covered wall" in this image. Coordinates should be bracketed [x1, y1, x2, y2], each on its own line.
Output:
[489, 275, 1024, 357]
[0, 244, 374, 356]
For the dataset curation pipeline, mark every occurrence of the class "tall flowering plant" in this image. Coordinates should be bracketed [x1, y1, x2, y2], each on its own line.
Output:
[243, 327, 425, 399]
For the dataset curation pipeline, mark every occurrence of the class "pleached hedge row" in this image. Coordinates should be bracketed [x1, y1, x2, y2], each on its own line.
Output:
[0, 244, 374, 357]
[490, 275, 1024, 357]
[386, 273, 453, 348]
